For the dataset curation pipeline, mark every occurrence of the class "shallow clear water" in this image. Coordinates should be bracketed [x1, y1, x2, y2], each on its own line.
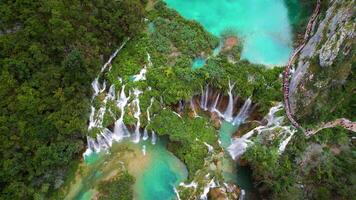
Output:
[67, 139, 187, 200]
[219, 121, 238, 149]
[165, 0, 293, 66]
[192, 57, 206, 69]
[219, 121, 253, 192]
[136, 140, 188, 200]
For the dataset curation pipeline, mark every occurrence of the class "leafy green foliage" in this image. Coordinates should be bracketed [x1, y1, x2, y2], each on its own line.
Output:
[245, 127, 355, 199]
[149, 109, 218, 176]
[97, 172, 135, 200]
[0, 0, 146, 198]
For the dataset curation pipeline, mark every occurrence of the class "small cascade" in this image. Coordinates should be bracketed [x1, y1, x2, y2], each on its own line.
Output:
[142, 145, 146, 156]
[178, 100, 184, 113]
[232, 97, 252, 126]
[132, 52, 151, 82]
[174, 187, 181, 200]
[143, 98, 154, 141]
[200, 178, 217, 200]
[132, 67, 147, 82]
[147, 52, 153, 67]
[113, 85, 131, 141]
[91, 78, 101, 97]
[151, 131, 157, 145]
[196, 82, 253, 125]
[203, 142, 214, 153]
[228, 103, 296, 160]
[132, 89, 143, 143]
[107, 85, 116, 100]
[223, 81, 235, 122]
[143, 129, 149, 141]
[200, 86, 209, 111]
[104, 39, 129, 72]
[239, 190, 246, 200]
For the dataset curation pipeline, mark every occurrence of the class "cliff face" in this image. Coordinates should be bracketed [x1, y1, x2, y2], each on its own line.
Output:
[289, 0, 355, 125]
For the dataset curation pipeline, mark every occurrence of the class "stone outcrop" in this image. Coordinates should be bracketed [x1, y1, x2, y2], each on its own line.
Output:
[289, 0, 355, 121]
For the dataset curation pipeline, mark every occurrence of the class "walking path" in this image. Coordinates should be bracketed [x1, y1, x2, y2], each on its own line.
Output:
[283, 0, 321, 133]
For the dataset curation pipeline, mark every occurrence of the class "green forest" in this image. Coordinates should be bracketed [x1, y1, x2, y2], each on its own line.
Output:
[0, 0, 354, 200]
[0, 0, 146, 198]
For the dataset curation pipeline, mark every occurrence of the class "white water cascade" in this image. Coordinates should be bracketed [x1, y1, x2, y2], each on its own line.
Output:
[143, 98, 154, 141]
[197, 82, 252, 124]
[83, 39, 162, 157]
[132, 89, 143, 143]
[113, 85, 131, 141]
[223, 81, 236, 122]
[227, 103, 297, 160]
[232, 97, 252, 126]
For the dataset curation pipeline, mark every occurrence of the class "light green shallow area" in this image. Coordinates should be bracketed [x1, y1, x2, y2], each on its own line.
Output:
[164, 0, 293, 66]
[137, 140, 188, 200]
[68, 139, 187, 200]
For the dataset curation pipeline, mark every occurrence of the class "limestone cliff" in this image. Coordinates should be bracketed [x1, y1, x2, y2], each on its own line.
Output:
[289, 0, 355, 126]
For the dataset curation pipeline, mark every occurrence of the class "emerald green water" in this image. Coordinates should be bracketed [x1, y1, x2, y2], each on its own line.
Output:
[192, 57, 206, 69]
[66, 139, 187, 200]
[137, 140, 187, 200]
[219, 121, 253, 193]
[165, 0, 293, 66]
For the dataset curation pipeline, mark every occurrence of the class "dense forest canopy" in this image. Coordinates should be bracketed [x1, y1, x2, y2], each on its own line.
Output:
[0, 0, 146, 198]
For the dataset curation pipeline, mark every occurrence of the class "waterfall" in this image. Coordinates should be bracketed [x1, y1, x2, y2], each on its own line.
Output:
[142, 145, 146, 156]
[92, 78, 100, 97]
[107, 85, 116, 100]
[239, 190, 246, 200]
[151, 131, 157, 145]
[143, 129, 149, 141]
[132, 66, 147, 82]
[200, 86, 209, 111]
[178, 100, 184, 113]
[102, 39, 129, 72]
[211, 93, 220, 112]
[200, 178, 217, 200]
[278, 129, 296, 153]
[147, 52, 153, 67]
[228, 103, 296, 160]
[223, 81, 235, 122]
[132, 89, 143, 143]
[232, 97, 252, 126]
[203, 142, 214, 153]
[113, 85, 130, 141]
[143, 98, 154, 141]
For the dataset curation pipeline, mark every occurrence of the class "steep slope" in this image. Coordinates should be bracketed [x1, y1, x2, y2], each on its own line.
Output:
[289, 0, 355, 128]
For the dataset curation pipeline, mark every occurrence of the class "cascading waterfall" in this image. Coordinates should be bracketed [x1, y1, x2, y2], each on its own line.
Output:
[151, 131, 157, 145]
[143, 98, 154, 141]
[190, 98, 198, 117]
[197, 81, 252, 125]
[200, 178, 217, 200]
[132, 89, 143, 143]
[227, 103, 296, 160]
[232, 97, 252, 126]
[83, 40, 161, 157]
[223, 81, 236, 122]
[200, 85, 210, 111]
[113, 85, 130, 141]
